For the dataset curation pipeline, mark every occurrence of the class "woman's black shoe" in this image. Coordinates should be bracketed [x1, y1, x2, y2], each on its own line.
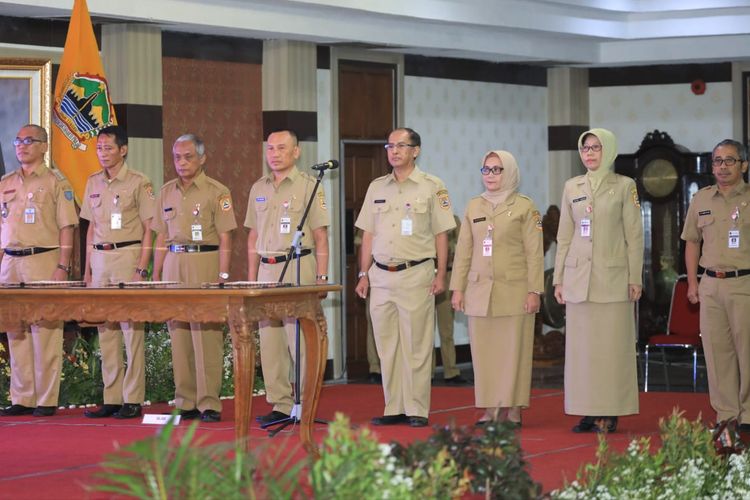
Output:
[572, 416, 597, 433]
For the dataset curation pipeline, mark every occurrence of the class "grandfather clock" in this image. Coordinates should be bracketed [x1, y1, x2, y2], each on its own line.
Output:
[615, 130, 713, 338]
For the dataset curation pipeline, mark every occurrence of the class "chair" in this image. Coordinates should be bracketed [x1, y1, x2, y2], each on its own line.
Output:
[644, 275, 701, 392]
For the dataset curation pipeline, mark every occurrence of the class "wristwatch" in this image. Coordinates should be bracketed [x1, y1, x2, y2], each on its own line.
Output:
[57, 263, 71, 273]
[135, 268, 148, 278]
[357, 271, 367, 279]
[218, 272, 229, 280]
[529, 290, 543, 295]
[316, 274, 329, 280]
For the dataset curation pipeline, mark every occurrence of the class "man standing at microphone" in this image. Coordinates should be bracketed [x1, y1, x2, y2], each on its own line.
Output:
[246, 129, 330, 425]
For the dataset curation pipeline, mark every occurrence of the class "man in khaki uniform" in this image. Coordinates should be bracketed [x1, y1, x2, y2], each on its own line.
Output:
[355, 127, 456, 427]
[81, 126, 155, 419]
[433, 214, 466, 384]
[0, 124, 78, 417]
[682, 138, 750, 430]
[153, 134, 236, 423]
[246, 129, 329, 425]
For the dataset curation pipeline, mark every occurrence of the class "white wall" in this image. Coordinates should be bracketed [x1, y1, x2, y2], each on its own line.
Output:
[404, 75, 549, 346]
[589, 82, 733, 154]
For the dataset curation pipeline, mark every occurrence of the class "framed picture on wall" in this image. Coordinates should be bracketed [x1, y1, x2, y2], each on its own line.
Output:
[0, 59, 52, 176]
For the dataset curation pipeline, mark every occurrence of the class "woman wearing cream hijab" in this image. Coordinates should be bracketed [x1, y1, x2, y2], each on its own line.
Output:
[450, 150, 544, 425]
[553, 128, 644, 433]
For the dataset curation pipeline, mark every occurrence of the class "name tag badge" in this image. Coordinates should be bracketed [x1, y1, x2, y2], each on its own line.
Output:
[482, 237, 493, 257]
[280, 216, 291, 234]
[401, 218, 413, 236]
[580, 218, 591, 238]
[191, 224, 203, 241]
[24, 207, 35, 224]
[111, 212, 122, 230]
[729, 229, 740, 249]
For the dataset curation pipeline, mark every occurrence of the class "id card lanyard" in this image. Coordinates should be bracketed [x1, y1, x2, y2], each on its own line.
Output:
[401, 202, 413, 236]
[729, 206, 740, 249]
[111, 194, 122, 230]
[191, 203, 203, 241]
[24, 191, 35, 224]
[483, 224, 494, 257]
[580, 204, 592, 238]
[280, 200, 291, 234]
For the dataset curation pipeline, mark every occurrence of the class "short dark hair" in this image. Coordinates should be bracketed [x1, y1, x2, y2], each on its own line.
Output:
[392, 127, 421, 147]
[20, 123, 48, 143]
[713, 139, 747, 162]
[98, 125, 128, 148]
[267, 129, 298, 145]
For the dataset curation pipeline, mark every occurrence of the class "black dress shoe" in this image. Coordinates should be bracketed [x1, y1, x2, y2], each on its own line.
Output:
[444, 375, 468, 385]
[85, 404, 122, 418]
[371, 414, 408, 426]
[407, 416, 429, 427]
[256, 410, 290, 424]
[33, 406, 56, 417]
[201, 409, 221, 423]
[114, 404, 142, 419]
[367, 372, 383, 384]
[594, 417, 617, 433]
[0, 404, 35, 416]
[572, 416, 597, 433]
[180, 408, 201, 420]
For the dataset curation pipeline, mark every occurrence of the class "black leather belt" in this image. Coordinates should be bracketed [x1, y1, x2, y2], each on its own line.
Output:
[168, 244, 219, 253]
[261, 248, 312, 264]
[706, 269, 750, 279]
[93, 240, 141, 251]
[4, 247, 56, 257]
[375, 258, 431, 272]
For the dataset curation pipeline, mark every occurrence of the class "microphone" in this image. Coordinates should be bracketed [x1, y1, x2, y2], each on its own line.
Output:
[311, 159, 339, 171]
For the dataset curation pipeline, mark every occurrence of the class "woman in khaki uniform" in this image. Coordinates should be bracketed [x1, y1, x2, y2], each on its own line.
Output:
[553, 128, 643, 433]
[450, 150, 544, 425]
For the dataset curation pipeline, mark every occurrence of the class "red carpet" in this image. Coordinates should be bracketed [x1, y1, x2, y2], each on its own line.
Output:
[0, 385, 713, 499]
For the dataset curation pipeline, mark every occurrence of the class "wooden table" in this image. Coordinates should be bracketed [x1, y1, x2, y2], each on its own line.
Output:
[0, 284, 340, 455]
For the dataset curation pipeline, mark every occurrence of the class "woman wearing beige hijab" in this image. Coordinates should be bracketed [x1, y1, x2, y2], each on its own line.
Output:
[553, 128, 643, 433]
[450, 150, 544, 425]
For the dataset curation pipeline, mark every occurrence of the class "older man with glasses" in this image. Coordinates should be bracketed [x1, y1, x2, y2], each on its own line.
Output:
[0, 124, 78, 417]
[355, 127, 456, 428]
[682, 138, 750, 433]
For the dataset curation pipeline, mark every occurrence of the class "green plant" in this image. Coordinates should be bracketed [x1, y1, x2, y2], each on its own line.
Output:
[0, 339, 10, 406]
[143, 322, 176, 404]
[392, 420, 538, 499]
[553, 409, 750, 499]
[310, 413, 469, 499]
[59, 334, 103, 406]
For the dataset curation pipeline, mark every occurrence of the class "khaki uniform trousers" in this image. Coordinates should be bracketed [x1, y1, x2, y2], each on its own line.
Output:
[369, 261, 435, 418]
[258, 256, 315, 414]
[90, 246, 145, 405]
[163, 251, 224, 413]
[365, 296, 381, 374]
[700, 275, 750, 424]
[1, 250, 63, 407]
[433, 269, 459, 379]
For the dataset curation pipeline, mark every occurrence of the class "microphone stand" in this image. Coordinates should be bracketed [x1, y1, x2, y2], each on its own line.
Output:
[262, 166, 329, 436]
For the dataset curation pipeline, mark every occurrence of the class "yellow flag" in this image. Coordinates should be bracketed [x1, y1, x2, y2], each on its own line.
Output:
[51, 0, 116, 202]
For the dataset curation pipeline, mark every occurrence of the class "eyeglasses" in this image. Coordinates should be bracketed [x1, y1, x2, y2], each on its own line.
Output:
[579, 144, 602, 153]
[384, 143, 416, 151]
[712, 157, 742, 167]
[480, 166, 504, 175]
[13, 137, 46, 146]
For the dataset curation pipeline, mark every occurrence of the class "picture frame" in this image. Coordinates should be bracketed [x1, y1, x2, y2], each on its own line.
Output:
[0, 58, 52, 176]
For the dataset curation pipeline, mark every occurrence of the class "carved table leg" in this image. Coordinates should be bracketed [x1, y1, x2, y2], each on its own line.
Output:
[298, 302, 328, 458]
[228, 302, 255, 452]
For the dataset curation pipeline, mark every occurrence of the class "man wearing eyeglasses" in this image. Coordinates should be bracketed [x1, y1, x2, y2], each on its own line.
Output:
[355, 127, 456, 427]
[682, 138, 750, 432]
[0, 124, 78, 417]
[81, 125, 155, 420]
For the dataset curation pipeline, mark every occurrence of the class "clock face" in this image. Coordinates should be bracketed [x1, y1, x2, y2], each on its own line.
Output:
[642, 158, 679, 199]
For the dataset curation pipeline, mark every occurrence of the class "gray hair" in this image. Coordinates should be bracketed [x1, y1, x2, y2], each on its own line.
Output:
[713, 139, 747, 162]
[174, 134, 206, 156]
[20, 123, 48, 143]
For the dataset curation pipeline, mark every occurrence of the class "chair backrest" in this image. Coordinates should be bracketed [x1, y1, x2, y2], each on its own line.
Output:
[667, 275, 700, 339]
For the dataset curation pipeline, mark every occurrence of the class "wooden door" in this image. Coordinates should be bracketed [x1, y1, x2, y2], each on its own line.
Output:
[339, 61, 395, 379]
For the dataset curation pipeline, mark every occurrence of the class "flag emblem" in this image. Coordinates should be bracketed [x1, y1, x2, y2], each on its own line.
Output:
[53, 73, 115, 151]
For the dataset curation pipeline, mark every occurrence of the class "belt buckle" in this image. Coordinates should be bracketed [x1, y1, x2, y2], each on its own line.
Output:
[103, 243, 114, 250]
[187, 245, 197, 253]
[173, 244, 185, 253]
[387, 265, 398, 272]
[716, 270, 726, 279]
[268, 256, 277, 264]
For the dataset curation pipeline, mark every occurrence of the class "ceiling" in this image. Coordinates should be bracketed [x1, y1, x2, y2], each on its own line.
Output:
[2, 0, 750, 66]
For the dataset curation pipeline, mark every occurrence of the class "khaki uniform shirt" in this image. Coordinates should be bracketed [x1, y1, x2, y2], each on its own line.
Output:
[354, 166, 456, 263]
[79, 163, 155, 243]
[244, 166, 329, 255]
[151, 171, 237, 244]
[0, 164, 78, 249]
[681, 182, 750, 269]
[553, 172, 643, 304]
[450, 193, 544, 316]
